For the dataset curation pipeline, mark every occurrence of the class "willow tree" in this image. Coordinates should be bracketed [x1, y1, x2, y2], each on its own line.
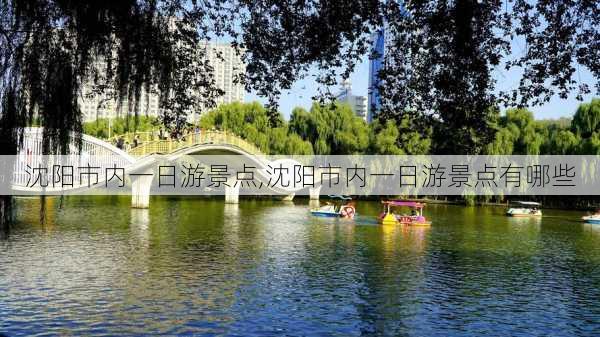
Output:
[0, 1, 225, 228]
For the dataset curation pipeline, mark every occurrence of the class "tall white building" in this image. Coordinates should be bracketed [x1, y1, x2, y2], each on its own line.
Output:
[80, 42, 246, 122]
[205, 42, 246, 105]
[336, 79, 368, 121]
[79, 84, 161, 121]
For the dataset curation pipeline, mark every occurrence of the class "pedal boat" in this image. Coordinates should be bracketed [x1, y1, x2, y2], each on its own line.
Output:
[310, 195, 356, 219]
[379, 200, 431, 226]
[582, 212, 600, 224]
[506, 201, 542, 217]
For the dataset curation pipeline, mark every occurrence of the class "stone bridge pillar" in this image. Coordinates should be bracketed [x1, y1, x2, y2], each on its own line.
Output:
[131, 168, 154, 208]
[309, 199, 320, 209]
[225, 176, 240, 204]
[309, 185, 321, 200]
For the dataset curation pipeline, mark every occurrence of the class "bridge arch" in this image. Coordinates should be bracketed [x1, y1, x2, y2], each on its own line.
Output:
[12, 128, 318, 206]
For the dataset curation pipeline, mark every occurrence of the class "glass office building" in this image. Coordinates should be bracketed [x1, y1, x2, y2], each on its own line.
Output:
[367, 28, 385, 123]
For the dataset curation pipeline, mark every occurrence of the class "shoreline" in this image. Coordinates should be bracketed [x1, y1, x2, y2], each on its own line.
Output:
[14, 194, 598, 212]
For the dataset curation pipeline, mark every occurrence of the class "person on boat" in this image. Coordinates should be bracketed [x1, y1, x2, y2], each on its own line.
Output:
[323, 202, 335, 212]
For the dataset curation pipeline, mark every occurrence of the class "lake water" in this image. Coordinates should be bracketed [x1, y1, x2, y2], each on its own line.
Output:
[1, 197, 600, 336]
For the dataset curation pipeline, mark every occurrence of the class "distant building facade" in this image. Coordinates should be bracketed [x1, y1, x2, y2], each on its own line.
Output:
[205, 42, 246, 105]
[367, 28, 385, 123]
[80, 42, 246, 122]
[336, 79, 368, 121]
[79, 84, 160, 122]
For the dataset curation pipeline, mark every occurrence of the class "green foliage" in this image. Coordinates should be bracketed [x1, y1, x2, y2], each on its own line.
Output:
[504, 108, 544, 155]
[572, 98, 600, 138]
[396, 116, 432, 155]
[371, 120, 404, 155]
[369, 118, 431, 155]
[485, 99, 599, 155]
[2, 0, 596, 156]
[485, 108, 544, 155]
[288, 107, 314, 140]
[578, 132, 600, 155]
[199, 102, 313, 155]
[289, 102, 370, 154]
[547, 130, 580, 155]
[83, 116, 158, 139]
[486, 128, 515, 155]
[199, 101, 433, 155]
[81, 98, 600, 157]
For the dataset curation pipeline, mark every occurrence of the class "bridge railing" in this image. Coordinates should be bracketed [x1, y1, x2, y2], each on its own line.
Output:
[13, 128, 135, 189]
[109, 131, 157, 144]
[127, 130, 263, 156]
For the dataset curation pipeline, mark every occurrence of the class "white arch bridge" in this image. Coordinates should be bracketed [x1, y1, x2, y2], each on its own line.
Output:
[11, 128, 323, 208]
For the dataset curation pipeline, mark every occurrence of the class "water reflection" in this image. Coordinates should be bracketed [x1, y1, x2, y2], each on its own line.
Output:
[1, 198, 599, 336]
[223, 203, 240, 245]
[507, 214, 542, 227]
[582, 222, 600, 236]
[308, 199, 320, 209]
[130, 208, 150, 248]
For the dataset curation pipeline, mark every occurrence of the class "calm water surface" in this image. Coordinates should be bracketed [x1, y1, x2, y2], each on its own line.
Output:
[1, 197, 600, 336]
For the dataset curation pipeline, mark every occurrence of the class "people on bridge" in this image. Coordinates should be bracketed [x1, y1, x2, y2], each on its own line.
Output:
[116, 136, 125, 150]
[193, 126, 201, 142]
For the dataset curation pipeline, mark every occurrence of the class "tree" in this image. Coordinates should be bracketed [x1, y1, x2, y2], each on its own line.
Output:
[2, 1, 598, 150]
[485, 99, 600, 155]
[579, 132, 600, 155]
[289, 107, 315, 141]
[486, 128, 515, 155]
[83, 116, 158, 139]
[0, 1, 226, 228]
[267, 127, 313, 155]
[291, 102, 370, 155]
[369, 118, 431, 155]
[549, 130, 580, 155]
[572, 99, 600, 138]
[282, 134, 313, 155]
[375, 0, 598, 154]
[370, 120, 404, 155]
[199, 102, 313, 155]
[503, 108, 544, 155]
[395, 115, 431, 155]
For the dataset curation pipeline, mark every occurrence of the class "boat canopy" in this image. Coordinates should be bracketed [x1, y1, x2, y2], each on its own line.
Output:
[511, 201, 541, 206]
[326, 195, 352, 200]
[383, 200, 425, 208]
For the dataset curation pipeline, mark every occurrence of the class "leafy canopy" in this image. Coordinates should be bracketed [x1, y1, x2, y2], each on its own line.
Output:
[1, 0, 598, 155]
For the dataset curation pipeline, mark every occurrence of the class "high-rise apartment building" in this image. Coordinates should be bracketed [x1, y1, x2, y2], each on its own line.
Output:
[80, 42, 246, 122]
[206, 42, 246, 105]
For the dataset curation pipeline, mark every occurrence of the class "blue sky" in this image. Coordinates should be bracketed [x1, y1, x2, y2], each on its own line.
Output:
[246, 54, 596, 121]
